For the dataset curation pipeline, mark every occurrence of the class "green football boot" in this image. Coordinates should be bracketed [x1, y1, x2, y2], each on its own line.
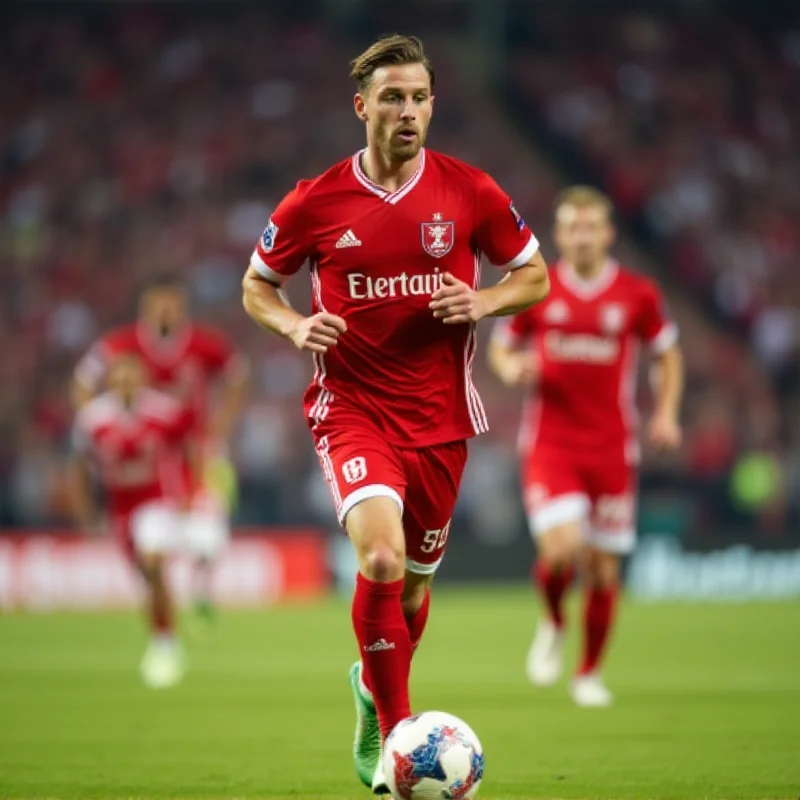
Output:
[349, 661, 381, 787]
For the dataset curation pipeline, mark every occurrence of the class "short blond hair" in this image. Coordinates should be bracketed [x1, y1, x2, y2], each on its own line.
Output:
[349, 34, 435, 94]
[555, 185, 613, 222]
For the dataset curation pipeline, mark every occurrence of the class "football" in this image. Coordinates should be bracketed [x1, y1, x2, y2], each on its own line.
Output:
[382, 711, 484, 799]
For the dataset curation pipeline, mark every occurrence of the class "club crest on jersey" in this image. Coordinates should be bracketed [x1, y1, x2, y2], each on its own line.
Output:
[421, 219, 454, 258]
[261, 219, 279, 252]
[600, 303, 626, 334]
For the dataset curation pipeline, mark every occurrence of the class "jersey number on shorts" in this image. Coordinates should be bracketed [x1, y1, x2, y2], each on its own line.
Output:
[342, 456, 368, 485]
[421, 520, 452, 553]
[595, 494, 634, 529]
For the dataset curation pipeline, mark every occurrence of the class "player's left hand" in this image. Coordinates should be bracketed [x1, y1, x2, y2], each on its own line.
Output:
[430, 273, 487, 324]
[647, 412, 682, 452]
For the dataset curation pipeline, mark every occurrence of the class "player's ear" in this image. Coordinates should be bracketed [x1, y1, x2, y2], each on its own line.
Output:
[354, 93, 368, 122]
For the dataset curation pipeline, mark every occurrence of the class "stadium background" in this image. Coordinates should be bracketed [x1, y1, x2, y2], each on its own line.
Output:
[1, 0, 798, 605]
[1, 3, 799, 799]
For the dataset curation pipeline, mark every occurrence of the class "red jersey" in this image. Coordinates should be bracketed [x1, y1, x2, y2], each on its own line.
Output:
[75, 322, 242, 436]
[493, 260, 677, 462]
[73, 390, 192, 515]
[250, 148, 539, 446]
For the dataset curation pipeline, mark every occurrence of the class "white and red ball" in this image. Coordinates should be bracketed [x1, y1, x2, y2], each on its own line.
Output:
[382, 711, 484, 800]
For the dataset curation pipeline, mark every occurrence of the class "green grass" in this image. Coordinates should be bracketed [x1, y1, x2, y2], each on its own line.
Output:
[0, 587, 798, 799]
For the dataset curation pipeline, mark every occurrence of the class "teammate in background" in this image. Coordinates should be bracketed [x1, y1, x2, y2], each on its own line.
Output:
[71, 353, 200, 688]
[73, 276, 249, 623]
[488, 186, 684, 707]
[241, 34, 549, 793]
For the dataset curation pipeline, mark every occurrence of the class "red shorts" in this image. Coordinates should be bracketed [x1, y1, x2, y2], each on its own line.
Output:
[522, 447, 637, 554]
[314, 426, 468, 575]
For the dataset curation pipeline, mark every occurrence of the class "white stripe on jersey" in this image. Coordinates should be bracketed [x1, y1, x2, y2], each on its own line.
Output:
[463, 251, 489, 435]
[309, 260, 333, 424]
[316, 435, 342, 515]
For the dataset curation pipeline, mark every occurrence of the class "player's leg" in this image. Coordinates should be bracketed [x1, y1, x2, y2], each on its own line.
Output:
[527, 520, 583, 685]
[522, 455, 589, 685]
[347, 496, 413, 732]
[314, 432, 408, 791]
[182, 491, 229, 627]
[401, 440, 468, 656]
[131, 501, 185, 689]
[401, 570, 432, 654]
[571, 466, 636, 707]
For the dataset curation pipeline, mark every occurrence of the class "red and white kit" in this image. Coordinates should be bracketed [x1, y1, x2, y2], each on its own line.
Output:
[251, 148, 538, 572]
[76, 323, 245, 556]
[493, 260, 677, 554]
[73, 390, 193, 560]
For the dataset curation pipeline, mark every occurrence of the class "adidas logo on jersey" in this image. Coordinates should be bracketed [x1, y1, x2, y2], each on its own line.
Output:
[363, 638, 395, 652]
[335, 229, 362, 248]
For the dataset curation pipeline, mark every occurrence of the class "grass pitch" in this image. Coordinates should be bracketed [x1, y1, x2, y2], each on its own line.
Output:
[0, 587, 798, 799]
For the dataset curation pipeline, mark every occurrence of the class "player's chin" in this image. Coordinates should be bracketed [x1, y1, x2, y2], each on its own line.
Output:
[388, 139, 422, 161]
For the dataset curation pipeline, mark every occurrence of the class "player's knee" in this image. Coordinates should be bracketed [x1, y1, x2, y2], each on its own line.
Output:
[139, 552, 165, 584]
[586, 550, 620, 588]
[539, 524, 580, 568]
[361, 544, 405, 582]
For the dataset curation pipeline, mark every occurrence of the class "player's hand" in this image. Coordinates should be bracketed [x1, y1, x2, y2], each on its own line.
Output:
[496, 352, 539, 387]
[648, 412, 682, 452]
[289, 312, 347, 353]
[430, 273, 488, 324]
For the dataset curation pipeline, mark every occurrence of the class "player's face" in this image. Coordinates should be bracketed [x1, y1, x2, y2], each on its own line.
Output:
[140, 286, 187, 336]
[355, 63, 433, 163]
[554, 204, 615, 269]
[108, 356, 145, 399]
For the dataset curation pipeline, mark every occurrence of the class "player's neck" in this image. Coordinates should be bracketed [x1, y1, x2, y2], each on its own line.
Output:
[570, 259, 607, 283]
[360, 145, 421, 193]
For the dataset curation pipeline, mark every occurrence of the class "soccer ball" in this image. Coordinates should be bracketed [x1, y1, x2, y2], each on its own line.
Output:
[381, 711, 484, 799]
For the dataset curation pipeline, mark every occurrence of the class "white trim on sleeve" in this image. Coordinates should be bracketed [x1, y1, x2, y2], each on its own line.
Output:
[649, 322, 679, 355]
[250, 250, 288, 286]
[496, 234, 540, 271]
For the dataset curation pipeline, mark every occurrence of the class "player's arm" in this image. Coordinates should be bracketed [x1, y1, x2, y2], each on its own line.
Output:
[431, 176, 549, 324]
[477, 250, 550, 317]
[183, 436, 205, 511]
[641, 283, 684, 451]
[204, 336, 251, 443]
[242, 188, 346, 353]
[487, 317, 539, 388]
[71, 342, 110, 409]
[242, 268, 347, 353]
[648, 343, 684, 451]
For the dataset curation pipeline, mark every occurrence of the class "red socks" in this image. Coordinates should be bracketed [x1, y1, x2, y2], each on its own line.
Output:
[534, 560, 574, 629]
[351, 574, 412, 738]
[578, 584, 618, 675]
[405, 590, 430, 653]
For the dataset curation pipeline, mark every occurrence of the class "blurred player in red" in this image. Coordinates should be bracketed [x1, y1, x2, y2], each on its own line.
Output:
[241, 34, 549, 793]
[71, 353, 200, 688]
[73, 275, 249, 623]
[489, 186, 684, 706]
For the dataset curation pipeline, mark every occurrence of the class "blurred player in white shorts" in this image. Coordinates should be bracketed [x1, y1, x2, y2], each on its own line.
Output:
[71, 353, 201, 688]
[73, 274, 249, 623]
[489, 186, 684, 707]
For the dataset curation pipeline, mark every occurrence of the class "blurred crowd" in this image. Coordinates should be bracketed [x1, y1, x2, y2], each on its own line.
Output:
[1, 4, 797, 541]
